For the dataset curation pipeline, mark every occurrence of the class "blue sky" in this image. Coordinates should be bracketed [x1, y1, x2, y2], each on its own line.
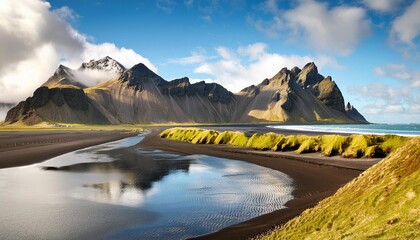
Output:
[0, 0, 419, 123]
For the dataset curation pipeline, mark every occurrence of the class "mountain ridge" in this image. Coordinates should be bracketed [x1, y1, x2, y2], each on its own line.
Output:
[4, 58, 368, 125]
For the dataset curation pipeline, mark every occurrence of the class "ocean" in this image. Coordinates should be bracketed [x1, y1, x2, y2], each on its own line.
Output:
[267, 124, 420, 136]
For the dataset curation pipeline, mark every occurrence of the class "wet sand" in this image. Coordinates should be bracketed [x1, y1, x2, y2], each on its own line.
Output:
[0, 130, 136, 169]
[138, 127, 377, 240]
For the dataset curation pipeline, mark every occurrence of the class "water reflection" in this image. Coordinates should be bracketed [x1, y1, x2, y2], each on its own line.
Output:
[43, 149, 191, 191]
[0, 134, 294, 240]
[43, 145, 192, 207]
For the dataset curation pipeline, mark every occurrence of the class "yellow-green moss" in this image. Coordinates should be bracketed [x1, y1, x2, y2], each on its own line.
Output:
[295, 136, 321, 154]
[380, 135, 407, 154]
[191, 130, 219, 144]
[227, 132, 249, 146]
[320, 135, 348, 156]
[214, 131, 233, 144]
[280, 135, 307, 151]
[247, 133, 285, 150]
[342, 135, 371, 158]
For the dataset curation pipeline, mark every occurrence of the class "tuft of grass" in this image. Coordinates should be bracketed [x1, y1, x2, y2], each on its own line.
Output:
[160, 127, 409, 159]
[227, 132, 249, 146]
[191, 130, 219, 144]
[342, 135, 371, 158]
[380, 135, 407, 154]
[259, 137, 420, 240]
[320, 135, 348, 156]
[247, 133, 285, 150]
[214, 131, 234, 144]
[295, 136, 321, 154]
[280, 135, 307, 151]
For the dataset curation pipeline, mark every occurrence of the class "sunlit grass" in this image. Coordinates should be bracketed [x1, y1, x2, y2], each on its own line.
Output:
[160, 127, 410, 158]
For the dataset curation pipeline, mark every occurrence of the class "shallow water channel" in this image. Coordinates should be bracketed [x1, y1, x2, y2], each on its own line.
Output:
[0, 134, 293, 239]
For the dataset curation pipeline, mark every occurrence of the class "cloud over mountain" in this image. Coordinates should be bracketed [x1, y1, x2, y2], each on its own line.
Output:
[0, 0, 156, 103]
[169, 43, 342, 93]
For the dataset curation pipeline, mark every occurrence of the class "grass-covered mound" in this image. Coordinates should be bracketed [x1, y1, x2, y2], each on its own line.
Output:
[259, 137, 420, 239]
[160, 127, 409, 158]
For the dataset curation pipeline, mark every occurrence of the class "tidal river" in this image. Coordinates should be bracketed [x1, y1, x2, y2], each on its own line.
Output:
[0, 133, 293, 240]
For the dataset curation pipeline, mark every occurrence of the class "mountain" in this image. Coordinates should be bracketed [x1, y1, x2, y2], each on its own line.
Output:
[4, 58, 368, 125]
[345, 102, 368, 123]
[42, 65, 86, 89]
[79, 56, 126, 73]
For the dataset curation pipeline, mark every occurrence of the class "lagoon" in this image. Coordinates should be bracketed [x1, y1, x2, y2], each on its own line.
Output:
[0, 134, 293, 239]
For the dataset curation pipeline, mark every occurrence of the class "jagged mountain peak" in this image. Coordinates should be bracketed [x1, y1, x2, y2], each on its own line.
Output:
[346, 102, 353, 110]
[118, 62, 164, 90]
[291, 66, 301, 75]
[130, 62, 157, 75]
[302, 62, 317, 70]
[42, 64, 86, 89]
[79, 56, 126, 73]
[296, 62, 324, 88]
[324, 76, 333, 82]
[55, 64, 72, 76]
[262, 67, 295, 88]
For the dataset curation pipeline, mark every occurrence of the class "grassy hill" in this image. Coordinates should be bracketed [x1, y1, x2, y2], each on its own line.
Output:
[259, 137, 420, 239]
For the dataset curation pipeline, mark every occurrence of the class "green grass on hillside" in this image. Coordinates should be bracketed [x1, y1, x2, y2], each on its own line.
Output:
[160, 127, 409, 158]
[259, 137, 420, 239]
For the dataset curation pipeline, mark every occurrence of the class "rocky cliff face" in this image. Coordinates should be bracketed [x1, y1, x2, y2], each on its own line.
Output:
[5, 59, 367, 125]
[345, 102, 368, 123]
[235, 62, 351, 122]
[5, 86, 108, 124]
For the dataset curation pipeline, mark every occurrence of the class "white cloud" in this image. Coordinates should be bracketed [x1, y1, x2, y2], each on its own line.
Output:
[156, 0, 176, 13]
[63, 42, 157, 72]
[176, 42, 335, 93]
[167, 48, 214, 65]
[348, 81, 419, 122]
[254, 0, 371, 55]
[390, 0, 420, 47]
[362, 102, 405, 114]
[349, 83, 413, 101]
[374, 64, 420, 87]
[363, 0, 403, 12]
[0, 104, 14, 121]
[72, 70, 120, 88]
[0, 0, 156, 104]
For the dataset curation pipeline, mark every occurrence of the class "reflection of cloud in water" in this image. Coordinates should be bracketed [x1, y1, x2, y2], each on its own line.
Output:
[71, 180, 160, 207]
[189, 163, 211, 173]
